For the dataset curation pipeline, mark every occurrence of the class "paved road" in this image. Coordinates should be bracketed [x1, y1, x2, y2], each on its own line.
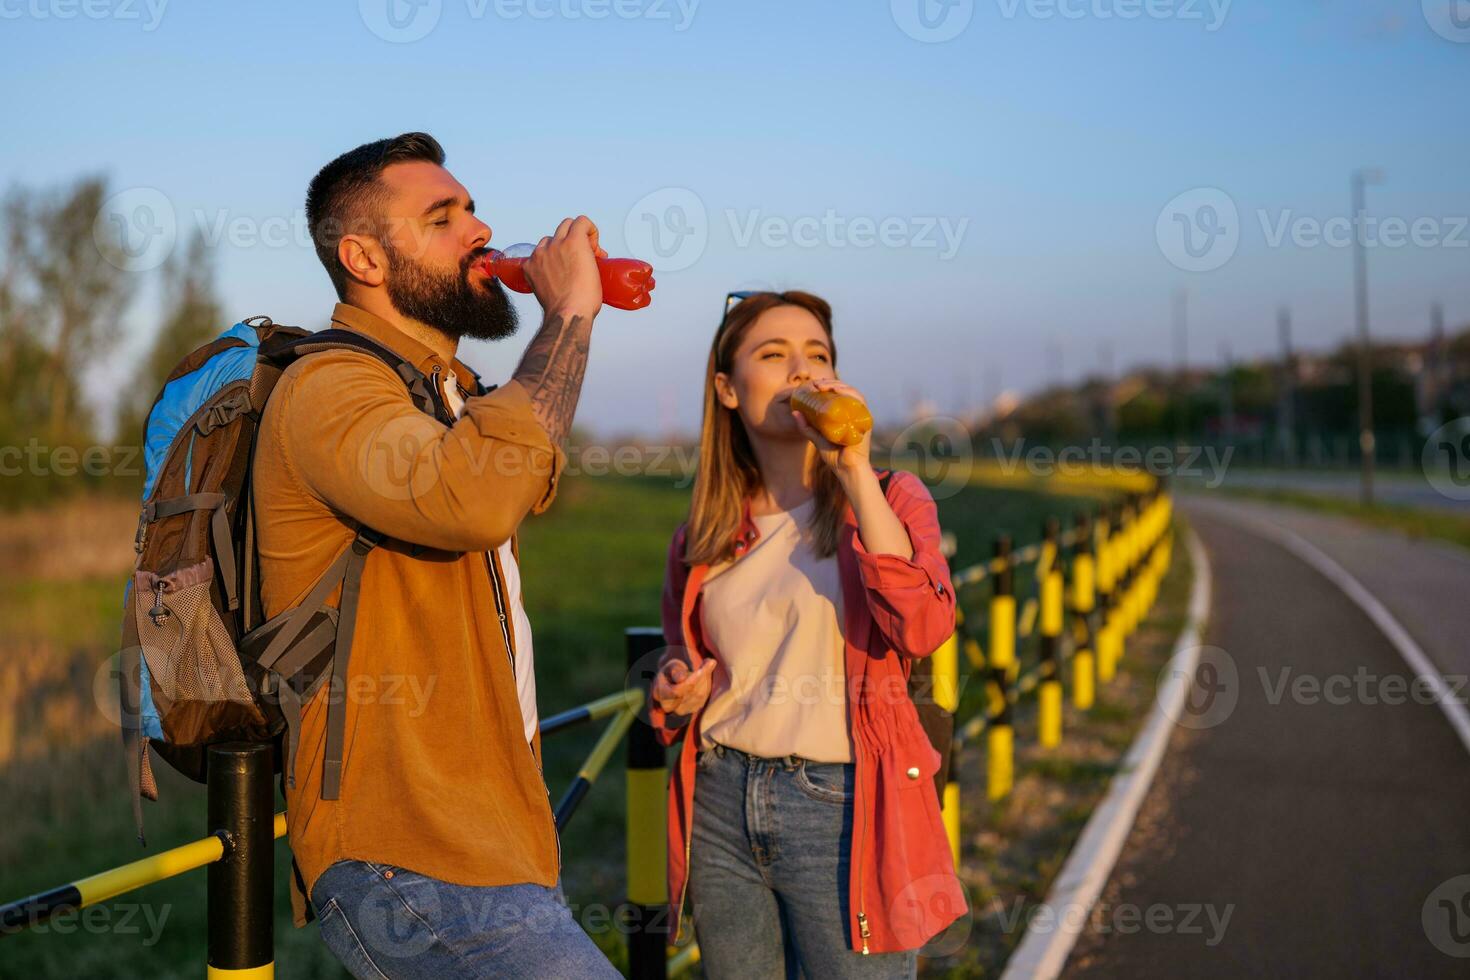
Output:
[1060, 495, 1470, 978]
[1178, 467, 1470, 515]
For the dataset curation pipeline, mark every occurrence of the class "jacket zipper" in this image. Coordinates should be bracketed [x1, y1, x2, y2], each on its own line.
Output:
[484, 549, 514, 673]
[484, 531, 561, 874]
[855, 741, 870, 953]
[675, 777, 695, 941]
[440, 359, 561, 877]
[672, 599, 702, 943]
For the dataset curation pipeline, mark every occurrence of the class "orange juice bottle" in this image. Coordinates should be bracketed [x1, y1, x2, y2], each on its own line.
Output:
[791, 386, 873, 446]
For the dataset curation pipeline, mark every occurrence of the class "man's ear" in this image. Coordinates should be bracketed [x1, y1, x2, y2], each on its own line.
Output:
[338, 234, 386, 290]
[714, 371, 738, 410]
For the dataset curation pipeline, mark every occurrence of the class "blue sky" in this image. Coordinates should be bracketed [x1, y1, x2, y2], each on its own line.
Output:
[2, 0, 1467, 436]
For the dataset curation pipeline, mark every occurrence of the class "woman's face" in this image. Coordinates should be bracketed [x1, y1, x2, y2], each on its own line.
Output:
[715, 304, 836, 440]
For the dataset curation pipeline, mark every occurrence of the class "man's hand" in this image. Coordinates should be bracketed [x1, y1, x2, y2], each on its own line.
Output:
[523, 215, 605, 323]
[510, 215, 609, 446]
[652, 658, 717, 717]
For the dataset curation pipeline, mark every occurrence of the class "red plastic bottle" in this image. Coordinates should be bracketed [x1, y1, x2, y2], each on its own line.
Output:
[474, 243, 656, 311]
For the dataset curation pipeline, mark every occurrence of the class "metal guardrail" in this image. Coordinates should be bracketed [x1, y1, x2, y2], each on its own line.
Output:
[1, 481, 1176, 980]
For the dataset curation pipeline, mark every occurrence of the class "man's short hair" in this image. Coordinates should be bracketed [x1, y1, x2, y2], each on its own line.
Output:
[305, 132, 446, 299]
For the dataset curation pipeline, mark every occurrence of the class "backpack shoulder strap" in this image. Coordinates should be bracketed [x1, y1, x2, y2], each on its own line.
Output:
[251, 327, 464, 801]
[260, 327, 452, 425]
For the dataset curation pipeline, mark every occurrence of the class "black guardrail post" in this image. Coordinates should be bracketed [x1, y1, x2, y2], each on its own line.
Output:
[625, 627, 669, 980]
[207, 742, 274, 978]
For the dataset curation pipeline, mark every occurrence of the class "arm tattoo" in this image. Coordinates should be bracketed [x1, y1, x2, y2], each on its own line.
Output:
[511, 312, 593, 446]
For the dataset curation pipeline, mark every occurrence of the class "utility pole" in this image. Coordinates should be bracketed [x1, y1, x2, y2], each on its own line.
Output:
[1219, 341, 1235, 438]
[1172, 288, 1188, 444]
[1429, 302, 1446, 424]
[1352, 167, 1384, 505]
[1277, 306, 1296, 467]
[1046, 340, 1063, 390]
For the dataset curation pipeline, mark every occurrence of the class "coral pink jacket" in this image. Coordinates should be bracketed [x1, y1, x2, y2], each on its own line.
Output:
[649, 468, 968, 954]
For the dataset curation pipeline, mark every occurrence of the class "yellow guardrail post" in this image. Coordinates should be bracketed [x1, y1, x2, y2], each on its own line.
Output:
[1117, 493, 1128, 640]
[986, 535, 1015, 801]
[1123, 493, 1146, 640]
[1140, 490, 1159, 618]
[625, 628, 671, 980]
[1070, 512, 1096, 709]
[1095, 504, 1119, 683]
[1038, 518, 1064, 749]
[206, 743, 275, 980]
[956, 604, 985, 670]
[932, 625, 961, 865]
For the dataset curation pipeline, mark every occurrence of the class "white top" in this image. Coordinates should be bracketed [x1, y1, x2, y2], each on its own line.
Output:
[441, 371, 539, 747]
[697, 497, 852, 763]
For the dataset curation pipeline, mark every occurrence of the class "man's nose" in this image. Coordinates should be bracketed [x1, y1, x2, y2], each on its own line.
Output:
[467, 215, 491, 251]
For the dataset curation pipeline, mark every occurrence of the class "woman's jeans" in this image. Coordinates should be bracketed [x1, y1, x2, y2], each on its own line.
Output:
[309, 859, 621, 979]
[688, 742, 918, 979]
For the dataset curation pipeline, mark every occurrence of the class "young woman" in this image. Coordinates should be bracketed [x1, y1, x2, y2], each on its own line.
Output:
[647, 291, 968, 978]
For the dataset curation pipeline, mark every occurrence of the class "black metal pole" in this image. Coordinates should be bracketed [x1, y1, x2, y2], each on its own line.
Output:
[207, 742, 274, 976]
[625, 628, 669, 980]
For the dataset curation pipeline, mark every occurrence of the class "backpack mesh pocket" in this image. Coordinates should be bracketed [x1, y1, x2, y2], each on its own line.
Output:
[133, 557, 263, 744]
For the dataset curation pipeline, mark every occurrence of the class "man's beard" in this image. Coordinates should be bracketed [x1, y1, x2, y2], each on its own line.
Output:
[382, 242, 519, 342]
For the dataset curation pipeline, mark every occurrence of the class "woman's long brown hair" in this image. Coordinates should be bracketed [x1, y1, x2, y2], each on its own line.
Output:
[683, 291, 849, 567]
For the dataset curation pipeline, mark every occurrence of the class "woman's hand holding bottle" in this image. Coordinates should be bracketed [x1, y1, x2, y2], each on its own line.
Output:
[789, 378, 873, 475]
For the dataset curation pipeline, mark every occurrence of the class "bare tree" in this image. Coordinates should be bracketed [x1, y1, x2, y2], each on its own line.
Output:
[2, 177, 135, 443]
[116, 230, 222, 447]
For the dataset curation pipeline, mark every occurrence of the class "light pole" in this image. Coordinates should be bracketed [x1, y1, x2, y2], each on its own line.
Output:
[1351, 167, 1384, 505]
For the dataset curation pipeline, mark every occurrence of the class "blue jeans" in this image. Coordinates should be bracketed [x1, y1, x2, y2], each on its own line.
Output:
[309, 859, 621, 979]
[688, 742, 918, 979]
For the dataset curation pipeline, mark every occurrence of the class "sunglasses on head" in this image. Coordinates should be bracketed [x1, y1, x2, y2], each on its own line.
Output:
[723, 290, 761, 317]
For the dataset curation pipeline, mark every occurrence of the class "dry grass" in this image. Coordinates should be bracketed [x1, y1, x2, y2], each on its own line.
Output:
[920, 524, 1195, 978]
[0, 495, 137, 583]
[0, 499, 136, 771]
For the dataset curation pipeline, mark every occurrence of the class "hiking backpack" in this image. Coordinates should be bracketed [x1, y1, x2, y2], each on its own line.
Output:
[118, 315, 483, 842]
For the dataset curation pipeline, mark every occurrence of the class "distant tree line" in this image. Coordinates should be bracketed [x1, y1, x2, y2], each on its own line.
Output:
[0, 176, 221, 509]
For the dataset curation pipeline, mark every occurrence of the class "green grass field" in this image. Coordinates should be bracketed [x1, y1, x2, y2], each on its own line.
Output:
[0, 472, 1111, 978]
